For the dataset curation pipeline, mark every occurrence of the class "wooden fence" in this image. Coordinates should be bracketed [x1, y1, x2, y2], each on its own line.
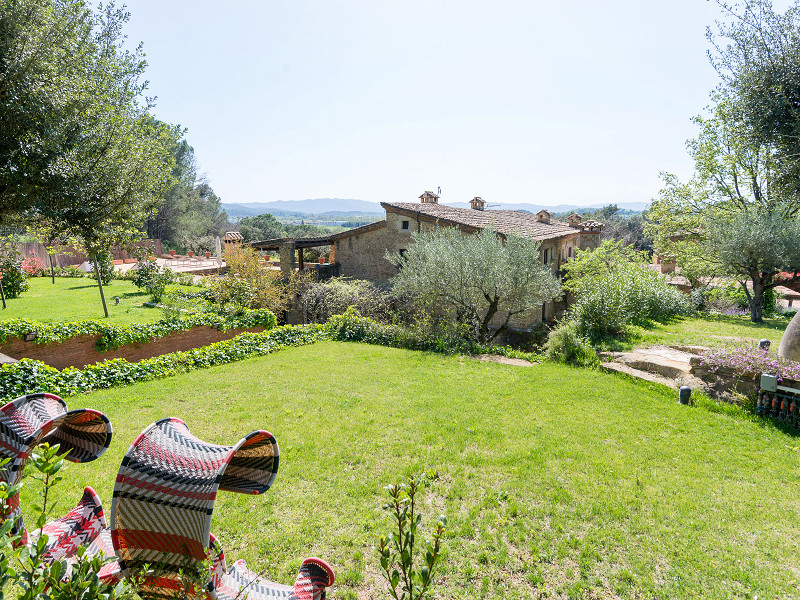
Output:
[7, 240, 163, 268]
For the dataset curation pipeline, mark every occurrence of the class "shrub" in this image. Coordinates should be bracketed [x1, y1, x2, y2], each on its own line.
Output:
[54, 265, 87, 278]
[0, 252, 29, 298]
[698, 342, 800, 383]
[132, 259, 175, 302]
[544, 321, 599, 368]
[21, 251, 46, 276]
[300, 277, 393, 323]
[214, 247, 307, 315]
[324, 307, 534, 359]
[0, 324, 319, 402]
[571, 264, 692, 336]
[706, 282, 777, 317]
[0, 310, 277, 351]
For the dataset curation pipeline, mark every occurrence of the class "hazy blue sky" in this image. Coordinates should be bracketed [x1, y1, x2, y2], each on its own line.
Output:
[121, 1, 744, 207]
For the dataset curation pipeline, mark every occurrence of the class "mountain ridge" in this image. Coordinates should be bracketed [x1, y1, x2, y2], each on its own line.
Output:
[222, 198, 650, 218]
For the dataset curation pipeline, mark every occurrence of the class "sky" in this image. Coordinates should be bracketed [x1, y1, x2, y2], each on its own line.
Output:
[120, 0, 745, 208]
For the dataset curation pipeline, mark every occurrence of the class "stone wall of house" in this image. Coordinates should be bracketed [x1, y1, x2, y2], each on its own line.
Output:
[579, 231, 602, 251]
[333, 212, 586, 327]
[0, 325, 265, 370]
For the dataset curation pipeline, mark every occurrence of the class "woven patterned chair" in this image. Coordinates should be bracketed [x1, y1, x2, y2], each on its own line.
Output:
[0, 393, 113, 544]
[28, 486, 107, 566]
[110, 417, 334, 599]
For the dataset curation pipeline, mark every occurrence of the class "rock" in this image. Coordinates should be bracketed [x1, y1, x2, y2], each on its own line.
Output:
[778, 310, 800, 361]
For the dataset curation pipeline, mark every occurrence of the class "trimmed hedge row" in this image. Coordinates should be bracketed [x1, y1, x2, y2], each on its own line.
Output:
[0, 310, 277, 352]
[0, 324, 322, 402]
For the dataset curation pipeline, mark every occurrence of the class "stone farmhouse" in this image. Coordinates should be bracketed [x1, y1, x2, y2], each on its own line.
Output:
[329, 191, 604, 322]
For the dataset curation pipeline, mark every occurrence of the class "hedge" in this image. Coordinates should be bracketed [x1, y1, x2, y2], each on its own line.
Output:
[0, 324, 322, 402]
[323, 307, 538, 361]
[0, 309, 277, 352]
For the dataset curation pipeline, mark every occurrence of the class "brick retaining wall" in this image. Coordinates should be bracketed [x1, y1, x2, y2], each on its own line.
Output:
[0, 325, 265, 370]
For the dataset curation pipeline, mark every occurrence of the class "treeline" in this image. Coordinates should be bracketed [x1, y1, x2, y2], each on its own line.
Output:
[237, 213, 330, 242]
[555, 205, 653, 254]
[145, 140, 230, 254]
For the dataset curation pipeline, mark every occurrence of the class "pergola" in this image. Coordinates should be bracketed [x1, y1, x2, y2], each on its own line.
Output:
[248, 236, 334, 272]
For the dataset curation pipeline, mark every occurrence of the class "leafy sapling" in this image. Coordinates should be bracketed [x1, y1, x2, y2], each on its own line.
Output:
[377, 474, 446, 600]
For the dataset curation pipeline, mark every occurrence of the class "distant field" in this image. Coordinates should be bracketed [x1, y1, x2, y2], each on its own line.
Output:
[0, 277, 162, 324]
[31, 341, 800, 599]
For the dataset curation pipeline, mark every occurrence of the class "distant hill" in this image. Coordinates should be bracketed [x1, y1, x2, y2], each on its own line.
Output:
[223, 199, 383, 218]
[442, 201, 650, 213]
[223, 198, 650, 218]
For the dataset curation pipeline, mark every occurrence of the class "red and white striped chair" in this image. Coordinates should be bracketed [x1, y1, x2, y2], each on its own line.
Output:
[109, 417, 334, 600]
[0, 393, 113, 545]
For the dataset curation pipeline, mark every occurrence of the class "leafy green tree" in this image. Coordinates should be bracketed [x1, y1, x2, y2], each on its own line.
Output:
[147, 138, 230, 252]
[649, 96, 800, 322]
[708, 208, 800, 321]
[0, 1, 182, 316]
[560, 238, 649, 292]
[0, 0, 98, 222]
[708, 0, 800, 200]
[239, 213, 286, 242]
[388, 227, 562, 343]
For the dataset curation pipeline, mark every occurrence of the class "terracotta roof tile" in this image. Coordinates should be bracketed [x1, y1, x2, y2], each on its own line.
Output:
[381, 203, 584, 241]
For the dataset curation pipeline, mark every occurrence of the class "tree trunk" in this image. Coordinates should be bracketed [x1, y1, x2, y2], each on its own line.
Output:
[93, 255, 109, 318]
[0, 276, 5, 309]
[48, 253, 55, 284]
[749, 277, 765, 323]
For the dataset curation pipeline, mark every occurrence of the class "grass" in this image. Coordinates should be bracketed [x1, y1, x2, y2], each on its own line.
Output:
[594, 313, 790, 352]
[0, 277, 163, 324]
[24, 341, 800, 599]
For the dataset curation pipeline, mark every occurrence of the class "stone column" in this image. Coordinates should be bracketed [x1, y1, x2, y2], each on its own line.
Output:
[278, 241, 296, 276]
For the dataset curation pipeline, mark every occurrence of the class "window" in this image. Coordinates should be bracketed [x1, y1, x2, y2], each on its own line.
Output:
[401, 220, 410, 230]
[542, 248, 549, 264]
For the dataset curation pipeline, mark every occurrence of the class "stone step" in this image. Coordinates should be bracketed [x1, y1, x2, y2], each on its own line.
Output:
[0, 352, 18, 364]
[600, 361, 679, 389]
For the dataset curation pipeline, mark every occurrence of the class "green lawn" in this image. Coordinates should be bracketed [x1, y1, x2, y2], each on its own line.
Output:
[25, 341, 799, 599]
[599, 313, 791, 351]
[0, 277, 163, 324]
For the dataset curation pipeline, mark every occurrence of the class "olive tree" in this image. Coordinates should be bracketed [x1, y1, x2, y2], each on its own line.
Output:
[388, 227, 562, 343]
[650, 95, 800, 322]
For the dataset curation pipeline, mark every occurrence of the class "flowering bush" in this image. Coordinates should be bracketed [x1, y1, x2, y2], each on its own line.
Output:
[21, 251, 46, 276]
[698, 342, 800, 382]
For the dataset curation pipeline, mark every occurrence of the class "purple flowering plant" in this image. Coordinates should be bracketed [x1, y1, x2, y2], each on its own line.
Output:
[699, 342, 800, 383]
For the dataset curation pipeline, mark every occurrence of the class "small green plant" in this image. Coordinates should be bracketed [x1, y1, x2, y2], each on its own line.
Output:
[377, 475, 446, 600]
[545, 321, 599, 368]
[0, 250, 30, 299]
[132, 259, 175, 302]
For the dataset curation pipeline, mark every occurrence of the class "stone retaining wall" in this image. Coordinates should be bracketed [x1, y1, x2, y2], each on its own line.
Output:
[0, 325, 265, 370]
[689, 357, 760, 398]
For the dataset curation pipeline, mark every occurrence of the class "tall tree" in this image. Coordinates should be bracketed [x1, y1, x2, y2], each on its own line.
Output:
[708, 0, 800, 201]
[649, 96, 800, 321]
[388, 227, 561, 343]
[1, 0, 181, 316]
[146, 137, 230, 253]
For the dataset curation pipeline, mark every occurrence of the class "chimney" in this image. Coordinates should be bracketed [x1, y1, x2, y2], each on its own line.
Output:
[470, 196, 485, 211]
[567, 213, 583, 227]
[535, 210, 551, 224]
[419, 190, 439, 204]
